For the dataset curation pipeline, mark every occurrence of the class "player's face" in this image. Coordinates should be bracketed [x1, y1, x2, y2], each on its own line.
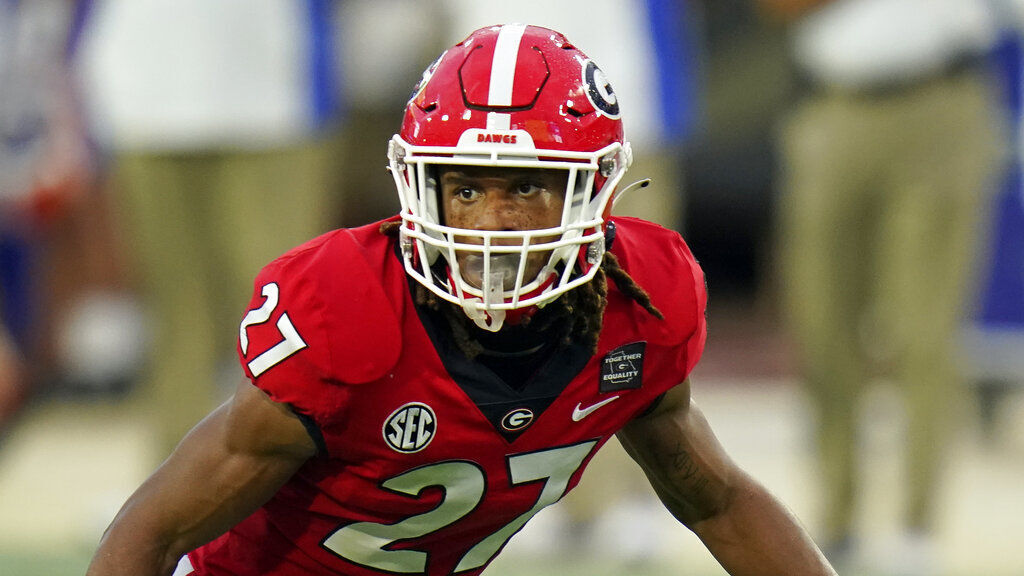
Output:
[440, 166, 568, 290]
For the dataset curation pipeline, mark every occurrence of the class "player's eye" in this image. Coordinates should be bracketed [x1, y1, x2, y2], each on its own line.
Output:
[454, 187, 482, 201]
[514, 181, 544, 197]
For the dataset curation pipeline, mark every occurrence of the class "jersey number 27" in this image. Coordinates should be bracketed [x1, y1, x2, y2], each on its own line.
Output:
[323, 440, 597, 573]
[239, 282, 307, 377]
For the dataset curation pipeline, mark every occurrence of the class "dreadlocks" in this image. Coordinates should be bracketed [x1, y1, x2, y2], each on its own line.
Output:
[380, 220, 663, 359]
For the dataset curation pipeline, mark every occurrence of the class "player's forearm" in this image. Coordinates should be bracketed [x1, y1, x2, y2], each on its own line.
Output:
[87, 541, 180, 576]
[691, 472, 836, 576]
[88, 387, 316, 575]
[85, 505, 186, 576]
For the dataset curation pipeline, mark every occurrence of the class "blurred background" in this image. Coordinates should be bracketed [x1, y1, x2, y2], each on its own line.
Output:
[1, 1, 1023, 575]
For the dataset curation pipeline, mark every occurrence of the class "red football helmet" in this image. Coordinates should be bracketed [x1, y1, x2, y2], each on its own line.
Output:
[389, 24, 632, 331]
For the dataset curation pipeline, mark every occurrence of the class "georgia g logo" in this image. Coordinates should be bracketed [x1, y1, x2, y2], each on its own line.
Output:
[583, 60, 620, 119]
[383, 402, 437, 453]
[500, 408, 534, 432]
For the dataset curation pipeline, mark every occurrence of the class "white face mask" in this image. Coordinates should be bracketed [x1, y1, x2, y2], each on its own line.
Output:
[390, 135, 632, 331]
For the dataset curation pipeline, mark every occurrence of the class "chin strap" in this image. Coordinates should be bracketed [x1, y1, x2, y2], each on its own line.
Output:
[458, 269, 555, 332]
[464, 270, 509, 331]
[465, 308, 505, 332]
[465, 301, 543, 332]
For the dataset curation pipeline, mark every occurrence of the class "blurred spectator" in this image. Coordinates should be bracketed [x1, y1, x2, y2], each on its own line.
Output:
[77, 0, 345, 458]
[0, 324, 24, 432]
[1, 0, 102, 429]
[329, 1, 446, 227]
[758, 0, 1008, 572]
[968, 16, 1024, 438]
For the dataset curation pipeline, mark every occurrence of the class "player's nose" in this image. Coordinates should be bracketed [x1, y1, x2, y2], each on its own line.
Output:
[473, 191, 524, 234]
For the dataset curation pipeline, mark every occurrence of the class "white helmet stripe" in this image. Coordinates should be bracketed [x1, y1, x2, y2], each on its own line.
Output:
[488, 23, 527, 107]
[486, 111, 511, 131]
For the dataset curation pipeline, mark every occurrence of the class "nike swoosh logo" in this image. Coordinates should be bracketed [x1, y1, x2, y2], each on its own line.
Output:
[572, 395, 621, 422]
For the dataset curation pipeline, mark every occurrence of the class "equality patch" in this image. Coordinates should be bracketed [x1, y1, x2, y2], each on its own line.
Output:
[599, 342, 645, 392]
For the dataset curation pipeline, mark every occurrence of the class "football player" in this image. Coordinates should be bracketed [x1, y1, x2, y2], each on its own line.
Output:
[87, 24, 836, 576]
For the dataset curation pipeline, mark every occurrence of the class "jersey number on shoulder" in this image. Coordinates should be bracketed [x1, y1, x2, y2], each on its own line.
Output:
[239, 282, 307, 377]
[322, 441, 597, 573]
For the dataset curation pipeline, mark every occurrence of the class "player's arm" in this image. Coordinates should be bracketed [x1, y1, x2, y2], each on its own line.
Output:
[86, 378, 317, 576]
[617, 379, 836, 576]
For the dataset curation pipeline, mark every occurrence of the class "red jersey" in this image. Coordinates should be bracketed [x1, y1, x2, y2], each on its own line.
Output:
[188, 217, 707, 576]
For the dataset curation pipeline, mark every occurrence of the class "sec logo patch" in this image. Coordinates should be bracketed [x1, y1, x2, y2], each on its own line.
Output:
[383, 402, 436, 453]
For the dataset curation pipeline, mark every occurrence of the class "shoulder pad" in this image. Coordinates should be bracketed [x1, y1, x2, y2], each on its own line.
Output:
[605, 217, 707, 347]
[321, 226, 404, 383]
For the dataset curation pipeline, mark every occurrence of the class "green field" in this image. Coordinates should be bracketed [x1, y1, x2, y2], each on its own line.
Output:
[0, 550, 713, 576]
[0, 548, 94, 576]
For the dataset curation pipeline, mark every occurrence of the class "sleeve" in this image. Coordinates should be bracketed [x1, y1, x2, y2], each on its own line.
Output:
[675, 234, 708, 379]
[235, 230, 404, 431]
[609, 217, 708, 379]
[236, 252, 345, 427]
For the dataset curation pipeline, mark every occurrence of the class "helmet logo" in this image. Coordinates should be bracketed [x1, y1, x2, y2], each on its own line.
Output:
[583, 60, 620, 119]
[477, 133, 518, 144]
[457, 129, 536, 150]
[383, 402, 437, 453]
